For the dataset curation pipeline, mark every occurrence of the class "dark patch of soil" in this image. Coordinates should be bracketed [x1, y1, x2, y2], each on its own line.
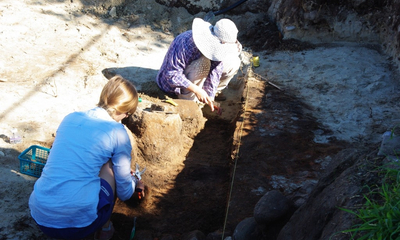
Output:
[111, 119, 235, 239]
[224, 74, 347, 236]
[106, 69, 348, 240]
[240, 17, 316, 52]
[97, 6, 375, 238]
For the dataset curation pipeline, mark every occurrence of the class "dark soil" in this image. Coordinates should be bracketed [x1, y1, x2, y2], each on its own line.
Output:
[111, 119, 235, 239]
[107, 66, 347, 240]
[92, 16, 356, 238]
[224, 73, 347, 236]
[240, 16, 316, 53]
[92, 5, 389, 238]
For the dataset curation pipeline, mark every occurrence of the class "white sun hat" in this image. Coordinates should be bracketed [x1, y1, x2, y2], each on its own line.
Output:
[192, 17, 239, 62]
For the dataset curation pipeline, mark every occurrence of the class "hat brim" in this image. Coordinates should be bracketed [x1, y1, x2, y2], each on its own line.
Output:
[192, 18, 238, 62]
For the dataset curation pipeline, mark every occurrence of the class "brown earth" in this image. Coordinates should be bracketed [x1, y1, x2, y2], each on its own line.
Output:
[102, 66, 349, 240]
[1, 0, 399, 240]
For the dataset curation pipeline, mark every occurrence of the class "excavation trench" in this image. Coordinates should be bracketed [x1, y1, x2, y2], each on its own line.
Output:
[106, 67, 345, 239]
[4, 1, 400, 239]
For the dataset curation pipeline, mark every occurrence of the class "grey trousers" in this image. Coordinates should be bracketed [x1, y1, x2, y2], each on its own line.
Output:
[179, 54, 241, 101]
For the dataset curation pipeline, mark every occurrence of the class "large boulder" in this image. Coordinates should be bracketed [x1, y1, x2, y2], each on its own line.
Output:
[254, 190, 292, 225]
[233, 217, 263, 240]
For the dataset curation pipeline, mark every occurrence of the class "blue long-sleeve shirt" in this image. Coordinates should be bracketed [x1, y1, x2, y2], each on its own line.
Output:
[156, 30, 223, 98]
[29, 107, 136, 228]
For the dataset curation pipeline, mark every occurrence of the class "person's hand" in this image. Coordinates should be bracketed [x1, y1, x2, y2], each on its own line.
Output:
[190, 84, 214, 111]
[136, 180, 145, 198]
[207, 101, 215, 112]
[131, 168, 145, 198]
[194, 87, 210, 103]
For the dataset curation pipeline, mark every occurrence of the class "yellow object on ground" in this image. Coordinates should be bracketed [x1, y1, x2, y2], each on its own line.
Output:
[164, 96, 178, 106]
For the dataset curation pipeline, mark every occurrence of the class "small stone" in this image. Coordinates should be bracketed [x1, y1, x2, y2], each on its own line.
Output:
[109, 7, 117, 18]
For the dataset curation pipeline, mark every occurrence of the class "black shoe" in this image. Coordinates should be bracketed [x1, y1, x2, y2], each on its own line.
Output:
[215, 93, 226, 101]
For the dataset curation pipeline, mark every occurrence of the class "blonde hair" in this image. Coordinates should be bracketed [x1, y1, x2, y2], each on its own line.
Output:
[97, 75, 138, 117]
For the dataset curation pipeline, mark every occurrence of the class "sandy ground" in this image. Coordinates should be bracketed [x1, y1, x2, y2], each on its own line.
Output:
[1, 0, 400, 239]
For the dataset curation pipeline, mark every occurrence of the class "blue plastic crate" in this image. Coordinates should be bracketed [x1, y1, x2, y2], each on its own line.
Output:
[18, 145, 50, 178]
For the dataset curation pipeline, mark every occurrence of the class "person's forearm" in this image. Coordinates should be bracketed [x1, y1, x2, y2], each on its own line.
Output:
[186, 83, 200, 94]
[186, 83, 214, 111]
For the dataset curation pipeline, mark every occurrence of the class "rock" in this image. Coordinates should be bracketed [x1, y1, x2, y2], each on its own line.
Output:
[252, 190, 295, 239]
[232, 217, 262, 240]
[233, 217, 262, 240]
[254, 190, 292, 225]
[109, 7, 117, 18]
[378, 131, 400, 160]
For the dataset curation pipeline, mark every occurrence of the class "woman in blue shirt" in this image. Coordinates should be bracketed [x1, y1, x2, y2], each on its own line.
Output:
[29, 75, 144, 240]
